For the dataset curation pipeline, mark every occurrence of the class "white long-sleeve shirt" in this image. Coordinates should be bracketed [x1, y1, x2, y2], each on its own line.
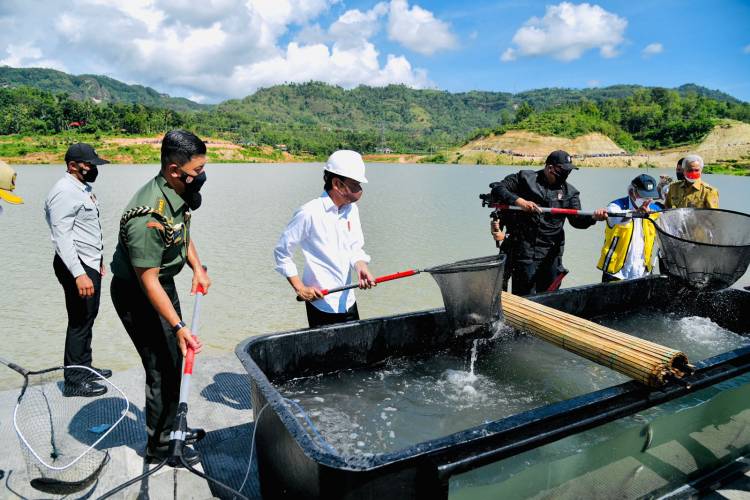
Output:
[44, 174, 103, 277]
[274, 192, 370, 313]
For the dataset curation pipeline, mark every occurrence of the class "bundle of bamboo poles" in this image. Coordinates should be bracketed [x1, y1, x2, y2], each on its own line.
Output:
[501, 292, 692, 387]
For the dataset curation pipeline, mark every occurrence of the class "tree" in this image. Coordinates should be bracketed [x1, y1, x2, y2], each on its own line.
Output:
[514, 102, 534, 123]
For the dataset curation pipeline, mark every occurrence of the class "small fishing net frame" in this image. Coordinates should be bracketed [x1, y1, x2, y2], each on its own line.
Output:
[0, 358, 129, 495]
[652, 208, 750, 291]
[428, 254, 506, 335]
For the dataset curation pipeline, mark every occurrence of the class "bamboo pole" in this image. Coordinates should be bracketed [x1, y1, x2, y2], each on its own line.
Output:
[501, 292, 691, 387]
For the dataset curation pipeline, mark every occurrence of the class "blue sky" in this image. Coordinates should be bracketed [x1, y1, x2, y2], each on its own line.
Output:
[1, 0, 748, 102]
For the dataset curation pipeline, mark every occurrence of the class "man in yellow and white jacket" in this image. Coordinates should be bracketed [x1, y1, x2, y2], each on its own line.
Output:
[597, 174, 662, 282]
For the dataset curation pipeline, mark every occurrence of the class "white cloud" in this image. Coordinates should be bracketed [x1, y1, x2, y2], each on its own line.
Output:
[204, 42, 430, 99]
[642, 42, 663, 57]
[587, 79, 600, 87]
[501, 2, 627, 62]
[0, 0, 432, 102]
[329, 3, 388, 49]
[501, 48, 516, 62]
[387, 0, 458, 55]
[744, 44, 750, 54]
[0, 43, 67, 71]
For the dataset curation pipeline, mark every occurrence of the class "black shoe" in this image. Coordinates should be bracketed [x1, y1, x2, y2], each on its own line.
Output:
[89, 366, 113, 379]
[145, 446, 201, 467]
[62, 380, 108, 397]
[186, 427, 206, 445]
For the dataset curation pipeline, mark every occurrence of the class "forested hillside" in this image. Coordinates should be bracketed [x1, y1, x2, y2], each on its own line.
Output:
[471, 88, 750, 152]
[0, 66, 204, 112]
[1, 66, 749, 156]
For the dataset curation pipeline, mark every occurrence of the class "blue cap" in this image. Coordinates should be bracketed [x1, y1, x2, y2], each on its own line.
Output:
[631, 174, 659, 198]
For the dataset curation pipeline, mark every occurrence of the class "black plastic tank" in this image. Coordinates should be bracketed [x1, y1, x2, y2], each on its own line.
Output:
[236, 276, 750, 499]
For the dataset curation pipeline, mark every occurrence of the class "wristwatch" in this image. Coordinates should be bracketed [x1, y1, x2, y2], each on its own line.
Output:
[172, 320, 187, 334]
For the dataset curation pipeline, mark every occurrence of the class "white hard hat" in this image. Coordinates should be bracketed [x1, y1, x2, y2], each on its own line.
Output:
[324, 150, 368, 184]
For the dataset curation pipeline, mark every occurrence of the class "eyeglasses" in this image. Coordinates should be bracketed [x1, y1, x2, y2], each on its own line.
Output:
[341, 178, 362, 192]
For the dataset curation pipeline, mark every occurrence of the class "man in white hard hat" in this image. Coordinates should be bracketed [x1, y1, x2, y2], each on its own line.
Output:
[274, 150, 375, 327]
[0, 161, 24, 216]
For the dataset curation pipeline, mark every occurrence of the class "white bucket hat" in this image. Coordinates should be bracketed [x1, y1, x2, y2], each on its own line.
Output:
[324, 150, 368, 184]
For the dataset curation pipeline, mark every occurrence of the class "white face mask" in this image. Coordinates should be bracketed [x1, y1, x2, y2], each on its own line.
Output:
[630, 188, 651, 208]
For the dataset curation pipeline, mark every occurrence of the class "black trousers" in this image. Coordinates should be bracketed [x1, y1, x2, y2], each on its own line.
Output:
[498, 241, 514, 292]
[53, 255, 101, 382]
[111, 275, 183, 453]
[511, 253, 563, 296]
[305, 302, 359, 328]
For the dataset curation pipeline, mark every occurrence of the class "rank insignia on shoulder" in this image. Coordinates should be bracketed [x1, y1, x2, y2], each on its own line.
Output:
[157, 198, 166, 215]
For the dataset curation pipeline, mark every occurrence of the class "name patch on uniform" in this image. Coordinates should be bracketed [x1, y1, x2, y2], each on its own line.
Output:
[558, 192, 563, 200]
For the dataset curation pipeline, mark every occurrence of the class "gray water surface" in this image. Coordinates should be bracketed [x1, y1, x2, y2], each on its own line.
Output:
[1, 163, 748, 389]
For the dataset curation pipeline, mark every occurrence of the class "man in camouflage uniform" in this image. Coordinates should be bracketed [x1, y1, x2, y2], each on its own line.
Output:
[664, 154, 719, 209]
[110, 130, 210, 465]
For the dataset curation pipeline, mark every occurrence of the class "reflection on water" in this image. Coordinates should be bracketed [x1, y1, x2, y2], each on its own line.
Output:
[278, 310, 748, 457]
[449, 374, 750, 500]
[1, 164, 749, 389]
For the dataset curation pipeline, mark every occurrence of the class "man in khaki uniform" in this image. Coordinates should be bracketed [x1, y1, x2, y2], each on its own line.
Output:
[664, 155, 719, 209]
[111, 130, 210, 466]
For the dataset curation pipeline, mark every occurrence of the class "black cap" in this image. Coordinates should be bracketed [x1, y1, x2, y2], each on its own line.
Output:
[64, 143, 110, 165]
[545, 150, 577, 171]
[630, 174, 659, 198]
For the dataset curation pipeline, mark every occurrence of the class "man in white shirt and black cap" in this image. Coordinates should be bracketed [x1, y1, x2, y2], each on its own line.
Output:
[44, 143, 112, 396]
[274, 150, 376, 327]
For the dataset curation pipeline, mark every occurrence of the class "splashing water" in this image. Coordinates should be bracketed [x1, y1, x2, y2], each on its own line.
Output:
[278, 311, 748, 457]
[469, 339, 479, 377]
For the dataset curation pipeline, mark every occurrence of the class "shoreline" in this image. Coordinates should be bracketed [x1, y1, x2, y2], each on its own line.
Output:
[1, 132, 748, 175]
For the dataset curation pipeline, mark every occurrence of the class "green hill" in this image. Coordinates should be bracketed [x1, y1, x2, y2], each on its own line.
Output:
[0, 66, 205, 112]
[512, 84, 742, 110]
[471, 87, 750, 153]
[1, 65, 749, 156]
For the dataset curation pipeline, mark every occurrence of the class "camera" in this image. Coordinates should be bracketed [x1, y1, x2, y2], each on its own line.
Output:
[479, 182, 503, 207]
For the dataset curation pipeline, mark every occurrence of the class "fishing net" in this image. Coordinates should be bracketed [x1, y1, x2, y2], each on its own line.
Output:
[653, 208, 750, 291]
[428, 254, 506, 335]
[5, 363, 129, 494]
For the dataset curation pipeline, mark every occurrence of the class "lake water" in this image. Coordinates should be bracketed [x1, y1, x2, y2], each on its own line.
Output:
[1, 163, 748, 389]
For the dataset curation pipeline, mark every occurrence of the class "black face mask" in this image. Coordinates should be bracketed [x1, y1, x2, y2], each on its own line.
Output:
[549, 170, 569, 187]
[676, 171, 685, 181]
[82, 165, 99, 183]
[180, 171, 207, 210]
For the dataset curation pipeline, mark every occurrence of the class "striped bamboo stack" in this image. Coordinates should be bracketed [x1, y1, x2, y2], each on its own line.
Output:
[501, 292, 691, 387]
